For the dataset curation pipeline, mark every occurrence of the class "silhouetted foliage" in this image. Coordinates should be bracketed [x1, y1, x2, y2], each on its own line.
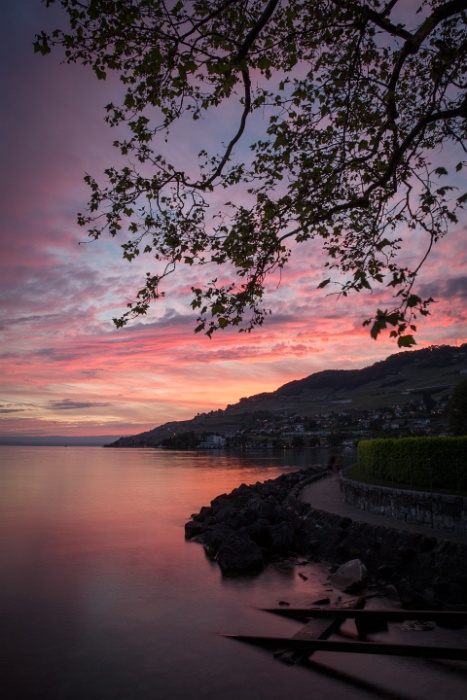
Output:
[37, 1, 467, 345]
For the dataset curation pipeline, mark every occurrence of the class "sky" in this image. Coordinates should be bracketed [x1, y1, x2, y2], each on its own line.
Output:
[1, 1, 466, 444]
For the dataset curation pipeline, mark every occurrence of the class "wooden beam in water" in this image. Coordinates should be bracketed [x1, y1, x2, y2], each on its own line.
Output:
[221, 634, 467, 660]
[261, 607, 467, 626]
[292, 616, 342, 641]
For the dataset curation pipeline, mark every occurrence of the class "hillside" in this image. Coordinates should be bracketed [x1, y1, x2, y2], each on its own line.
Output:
[106, 344, 467, 447]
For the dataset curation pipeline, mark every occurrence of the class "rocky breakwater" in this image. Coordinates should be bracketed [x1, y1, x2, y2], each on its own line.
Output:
[185, 467, 327, 576]
[185, 468, 467, 608]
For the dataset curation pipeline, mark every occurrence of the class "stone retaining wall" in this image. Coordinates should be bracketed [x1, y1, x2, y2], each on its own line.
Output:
[298, 505, 467, 607]
[340, 474, 467, 534]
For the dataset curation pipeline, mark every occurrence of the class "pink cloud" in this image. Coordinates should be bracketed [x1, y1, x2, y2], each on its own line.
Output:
[1, 2, 466, 439]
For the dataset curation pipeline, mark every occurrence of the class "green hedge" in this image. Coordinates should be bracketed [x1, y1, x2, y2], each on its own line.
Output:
[357, 437, 467, 491]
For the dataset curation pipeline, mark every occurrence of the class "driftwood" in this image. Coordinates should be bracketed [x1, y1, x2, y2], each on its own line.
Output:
[222, 607, 467, 661]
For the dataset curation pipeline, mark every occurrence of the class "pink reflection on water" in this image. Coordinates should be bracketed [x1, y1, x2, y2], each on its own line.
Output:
[2, 446, 466, 700]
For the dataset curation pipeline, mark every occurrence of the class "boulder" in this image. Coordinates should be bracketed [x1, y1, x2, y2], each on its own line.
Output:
[184, 519, 204, 539]
[330, 558, 368, 593]
[217, 534, 265, 576]
[202, 523, 240, 559]
[269, 521, 297, 554]
[246, 518, 273, 548]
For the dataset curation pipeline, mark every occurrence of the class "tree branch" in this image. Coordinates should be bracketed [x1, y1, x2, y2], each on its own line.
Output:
[234, 0, 280, 63]
[181, 68, 252, 191]
[362, 4, 412, 41]
[179, 0, 241, 42]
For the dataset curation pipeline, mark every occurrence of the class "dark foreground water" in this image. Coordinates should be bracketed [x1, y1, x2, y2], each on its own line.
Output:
[1, 447, 466, 700]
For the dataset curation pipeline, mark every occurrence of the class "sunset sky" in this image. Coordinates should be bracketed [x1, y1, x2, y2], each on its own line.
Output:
[1, 1, 467, 444]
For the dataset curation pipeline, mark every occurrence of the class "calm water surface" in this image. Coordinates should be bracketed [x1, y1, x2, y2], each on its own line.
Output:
[1, 447, 465, 700]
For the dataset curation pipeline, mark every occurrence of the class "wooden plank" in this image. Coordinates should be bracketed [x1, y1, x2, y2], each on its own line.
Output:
[272, 609, 343, 663]
[262, 607, 467, 625]
[286, 616, 343, 661]
[292, 617, 341, 641]
[221, 634, 467, 660]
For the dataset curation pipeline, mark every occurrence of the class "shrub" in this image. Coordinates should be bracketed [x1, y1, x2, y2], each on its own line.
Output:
[357, 437, 467, 491]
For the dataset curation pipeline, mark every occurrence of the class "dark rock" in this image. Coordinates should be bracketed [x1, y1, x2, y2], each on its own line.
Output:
[294, 500, 311, 516]
[202, 523, 238, 559]
[193, 505, 212, 521]
[258, 494, 279, 521]
[356, 616, 388, 637]
[217, 535, 265, 576]
[269, 521, 297, 554]
[201, 515, 218, 530]
[339, 517, 352, 530]
[385, 585, 401, 604]
[246, 518, 273, 548]
[395, 579, 436, 610]
[397, 547, 417, 564]
[336, 544, 349, 559]
[376, 564, 394, 581]
[337, 527, 349, 542]
[433, 578, 449, 594]
[420, 536, 437, 553]
[330, 559, 368, 593]
[184, 466, 467, 605]
[210, 493, 228, 512]
[307, 539, 320, 552]
[184, 520, 204, 539]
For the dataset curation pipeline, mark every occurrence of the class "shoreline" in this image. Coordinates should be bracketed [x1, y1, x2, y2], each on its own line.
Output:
[185, 467, 467, 608]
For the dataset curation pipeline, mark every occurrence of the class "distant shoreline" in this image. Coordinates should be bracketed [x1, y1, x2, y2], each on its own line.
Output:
[0, 437, 118, 447]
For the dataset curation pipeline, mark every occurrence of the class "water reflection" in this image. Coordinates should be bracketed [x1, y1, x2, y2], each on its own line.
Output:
[1, 446, 465, 700]
[0, 447, 331, 700]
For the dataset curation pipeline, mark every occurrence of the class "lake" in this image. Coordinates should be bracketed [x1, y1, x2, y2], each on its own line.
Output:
[1, 446, 466, 700]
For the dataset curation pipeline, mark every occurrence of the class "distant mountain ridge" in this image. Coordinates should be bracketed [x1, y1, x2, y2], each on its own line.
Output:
[106, 344, 467, 447]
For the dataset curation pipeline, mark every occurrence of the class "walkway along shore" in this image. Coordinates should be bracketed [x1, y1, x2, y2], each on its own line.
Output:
[185, 467, 467, 608]
[300, 474, 467, 545]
